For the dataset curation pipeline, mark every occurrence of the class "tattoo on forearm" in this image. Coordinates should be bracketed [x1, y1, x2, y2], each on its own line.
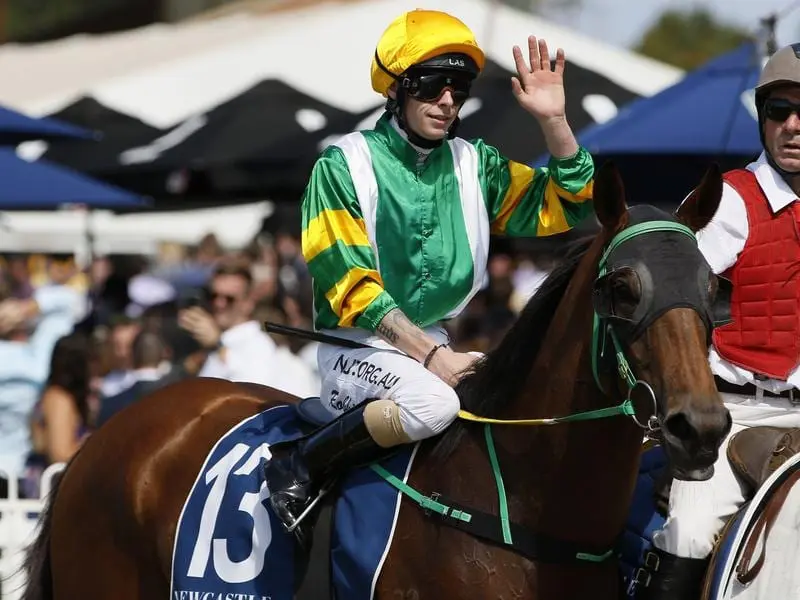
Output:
[393, 311, 430, 343]
[376, 321, 399, 344]
[376, 309, 433, 356]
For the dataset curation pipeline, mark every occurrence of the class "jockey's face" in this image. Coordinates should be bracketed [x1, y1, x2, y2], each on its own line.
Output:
[389, 81, 464, 142]
[763, 86, 800, 173]
[209, 273, 253, 331]
[404, 93, 459, 140]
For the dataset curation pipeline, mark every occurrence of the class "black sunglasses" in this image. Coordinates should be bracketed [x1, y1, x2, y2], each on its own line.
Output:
[764, 98, 800, 123]
[207, 290, 240, 306]
[404, 73, 472, 104]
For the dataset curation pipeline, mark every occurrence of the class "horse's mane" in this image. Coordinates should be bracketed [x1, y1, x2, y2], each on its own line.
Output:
[431, 235, 596, 460]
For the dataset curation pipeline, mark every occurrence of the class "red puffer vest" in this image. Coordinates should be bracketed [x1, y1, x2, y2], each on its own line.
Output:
[713, 169, 800, 380]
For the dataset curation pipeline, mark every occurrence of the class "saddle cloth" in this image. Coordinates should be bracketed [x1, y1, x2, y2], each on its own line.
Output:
[170, 402, 416, 600]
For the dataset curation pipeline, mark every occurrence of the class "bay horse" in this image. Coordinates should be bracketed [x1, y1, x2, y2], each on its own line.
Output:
[21, 162, 731, 600]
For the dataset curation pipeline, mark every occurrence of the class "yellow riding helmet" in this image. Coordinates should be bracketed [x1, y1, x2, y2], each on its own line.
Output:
[371, 9, 486, 97]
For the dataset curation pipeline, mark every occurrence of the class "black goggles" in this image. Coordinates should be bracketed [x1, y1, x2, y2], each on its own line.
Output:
[403, 73, 472, 104]
[764, 98, 800, 122]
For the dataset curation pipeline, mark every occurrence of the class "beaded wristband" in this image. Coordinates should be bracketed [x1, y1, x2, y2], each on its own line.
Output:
[423, 343, 446, 368]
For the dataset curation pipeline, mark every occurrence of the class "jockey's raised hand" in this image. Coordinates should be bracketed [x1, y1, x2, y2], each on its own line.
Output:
[512, 36, 578, 158]
[512, 36, 564, 120]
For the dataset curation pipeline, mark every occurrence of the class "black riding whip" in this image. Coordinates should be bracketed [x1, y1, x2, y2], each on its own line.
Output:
[261, 321, 373, 350]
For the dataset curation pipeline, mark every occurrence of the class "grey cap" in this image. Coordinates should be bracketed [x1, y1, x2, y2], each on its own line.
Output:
[756, 43, 800, 95]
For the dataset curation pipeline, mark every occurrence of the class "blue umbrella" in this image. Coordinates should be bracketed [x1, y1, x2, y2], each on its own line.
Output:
[565, 42, 763, 158]
[0, 149, 149, 209]
[0, 104, 98, 144]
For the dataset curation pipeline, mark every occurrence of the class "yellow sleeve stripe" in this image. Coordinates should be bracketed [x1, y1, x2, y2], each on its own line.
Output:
[552, 179, 594, 203]
[325, 267, 385, 327]
[302, 209, 371, 263]
[491, 161, 534, 234]
[536, 181, 571, 236]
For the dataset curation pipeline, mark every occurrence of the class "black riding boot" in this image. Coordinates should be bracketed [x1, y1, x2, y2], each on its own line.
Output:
[263, 403, 394, 550]
[635, 548, 709, 600]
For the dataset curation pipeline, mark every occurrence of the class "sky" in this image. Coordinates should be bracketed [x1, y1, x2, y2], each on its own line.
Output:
[544, 0, 800, 50]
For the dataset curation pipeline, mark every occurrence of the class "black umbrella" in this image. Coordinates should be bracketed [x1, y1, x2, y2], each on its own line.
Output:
[43, 82, 368, 204]
[149, 79, 368, 201]
[44, 97, 165, 172]
[42, 97, 181, 204]
[0, 102, 96, 144]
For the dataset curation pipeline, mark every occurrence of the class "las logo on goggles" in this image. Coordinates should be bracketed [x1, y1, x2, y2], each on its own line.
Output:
[402, 73, 472, 104]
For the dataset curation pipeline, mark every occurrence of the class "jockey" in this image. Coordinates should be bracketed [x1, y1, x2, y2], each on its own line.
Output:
[263, 9, 595, 546]
[638, 43, 800, 599]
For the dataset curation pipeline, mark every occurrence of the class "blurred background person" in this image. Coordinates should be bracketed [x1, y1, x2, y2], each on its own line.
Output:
[22, 332, 95, 498]
[0, 276, 79, 490]
[179, 259, 286, 389]
[98, 315, 142, 398]
[96, 330, 179, 427]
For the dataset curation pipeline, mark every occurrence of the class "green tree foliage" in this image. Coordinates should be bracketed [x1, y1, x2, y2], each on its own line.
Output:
[634, 8, 752, 70]
[6, 0, 129, 41]
[497, 0, 581, 15]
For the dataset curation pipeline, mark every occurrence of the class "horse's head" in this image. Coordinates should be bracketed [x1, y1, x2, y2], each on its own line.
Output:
[591, 162, 732, 481]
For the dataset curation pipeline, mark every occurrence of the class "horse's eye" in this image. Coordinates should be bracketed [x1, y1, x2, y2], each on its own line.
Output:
[611, 272, 641, 317]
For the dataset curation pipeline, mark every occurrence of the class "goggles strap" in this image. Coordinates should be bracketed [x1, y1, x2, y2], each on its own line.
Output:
[374, 51, 399, 81]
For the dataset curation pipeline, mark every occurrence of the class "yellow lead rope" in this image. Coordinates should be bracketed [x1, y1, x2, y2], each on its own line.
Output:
[457, 409, 557, 426]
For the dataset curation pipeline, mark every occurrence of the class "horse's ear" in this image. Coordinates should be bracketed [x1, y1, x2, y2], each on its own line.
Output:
[593, 160, 628, 231]
[675, 163, 723, 232]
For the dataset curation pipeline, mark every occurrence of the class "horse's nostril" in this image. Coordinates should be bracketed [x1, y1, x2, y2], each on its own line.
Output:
[664, 412, 695, 443]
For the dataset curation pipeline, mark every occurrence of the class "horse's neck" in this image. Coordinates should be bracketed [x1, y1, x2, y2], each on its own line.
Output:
[496, 236, 643, 547]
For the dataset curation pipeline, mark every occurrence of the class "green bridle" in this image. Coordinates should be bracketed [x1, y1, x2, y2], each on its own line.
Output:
[458, 219, 698, 432]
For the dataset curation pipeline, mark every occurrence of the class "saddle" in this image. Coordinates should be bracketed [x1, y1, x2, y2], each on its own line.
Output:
[723, 426, 800, 586]
[654, 427, 800, 512]
[727, 426, 800, 493]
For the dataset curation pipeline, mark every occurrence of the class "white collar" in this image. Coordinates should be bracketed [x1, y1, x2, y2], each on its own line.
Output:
[748, 152, 799, 212]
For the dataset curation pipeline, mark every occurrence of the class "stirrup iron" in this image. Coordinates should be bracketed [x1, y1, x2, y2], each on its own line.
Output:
[283, 479, 335, 533]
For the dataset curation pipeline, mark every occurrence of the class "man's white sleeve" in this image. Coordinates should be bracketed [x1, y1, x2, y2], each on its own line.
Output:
[694, 182, 748, 275]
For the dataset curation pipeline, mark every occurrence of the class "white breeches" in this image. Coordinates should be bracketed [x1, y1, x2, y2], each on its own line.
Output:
[653, 392, 800, 558]
[317, 341, 460, 442]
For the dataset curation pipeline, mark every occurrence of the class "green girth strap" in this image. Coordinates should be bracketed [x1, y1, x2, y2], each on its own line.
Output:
[369, 425, 615, 564]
